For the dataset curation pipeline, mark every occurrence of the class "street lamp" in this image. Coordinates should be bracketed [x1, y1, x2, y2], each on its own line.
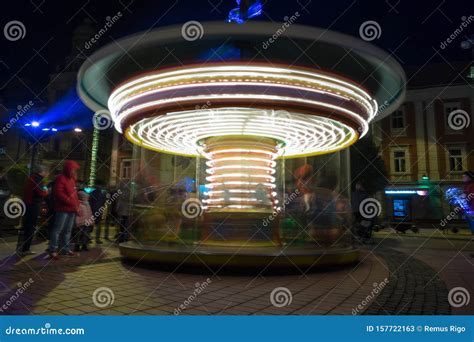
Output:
[22, 122, 59, 175]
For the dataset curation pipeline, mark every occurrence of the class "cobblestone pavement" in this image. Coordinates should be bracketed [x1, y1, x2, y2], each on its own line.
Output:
[363, 249, 450, 315]
[0, 232, 472, 316]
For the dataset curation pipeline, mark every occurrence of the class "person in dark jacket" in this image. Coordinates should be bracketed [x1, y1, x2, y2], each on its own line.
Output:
[17, 164, 49, 255]
[47, 160, 80, 259]
[351, 181, 373, 243]
[89, 180, 107, 244]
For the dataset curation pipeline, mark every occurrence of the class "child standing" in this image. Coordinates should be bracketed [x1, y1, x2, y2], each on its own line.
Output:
[74, 191, 94, 252]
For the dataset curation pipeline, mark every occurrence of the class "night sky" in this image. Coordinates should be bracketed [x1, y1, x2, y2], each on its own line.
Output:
[1, 0, 473, 104]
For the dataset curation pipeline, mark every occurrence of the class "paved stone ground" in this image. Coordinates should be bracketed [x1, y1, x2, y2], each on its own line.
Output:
[362, 249, 450, 315]
[0, 230, 472, 316]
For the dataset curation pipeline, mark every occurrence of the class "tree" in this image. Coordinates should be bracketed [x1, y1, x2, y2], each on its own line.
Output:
[350, 134, 388, 195]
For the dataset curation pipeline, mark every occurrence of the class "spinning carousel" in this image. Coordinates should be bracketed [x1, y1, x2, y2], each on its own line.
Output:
[78, 21, 405, 269]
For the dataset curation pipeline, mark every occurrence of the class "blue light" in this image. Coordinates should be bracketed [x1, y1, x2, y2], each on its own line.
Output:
[385, 190, 417, 195]
[24, 123, 31, 127]
[83, 187, 95, 194]
[31, 121, 40, 127]
[52, 128, 58, 132]
[228, 0, 262, 24]
[42, 128, 50, 131]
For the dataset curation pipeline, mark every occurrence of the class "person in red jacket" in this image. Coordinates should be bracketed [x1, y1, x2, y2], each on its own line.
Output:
[47, 160, 80, 259]
[462, 171, 474, 234]
[17, 164, 49, 255]
[294, 163, 314, 212]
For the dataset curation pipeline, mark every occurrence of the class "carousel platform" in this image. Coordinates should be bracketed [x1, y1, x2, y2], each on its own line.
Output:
[119, 241, 359, 270]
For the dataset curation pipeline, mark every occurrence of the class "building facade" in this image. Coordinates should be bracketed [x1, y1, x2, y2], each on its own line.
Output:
[373, 63, 474, 227]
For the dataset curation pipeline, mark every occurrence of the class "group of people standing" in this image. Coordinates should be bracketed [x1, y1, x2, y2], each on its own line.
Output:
[17, 160, 129, 260]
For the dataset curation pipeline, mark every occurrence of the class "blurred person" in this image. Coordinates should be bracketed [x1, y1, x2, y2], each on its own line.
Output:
[47, 160, 80, 260]
[89, 180, 107, 244]
[17, 164, 49, 256]
[74, 191, 94, 252]
[103, 186, 118, 241]
[45, 169, 61, 240]
[351, 181, 368, 219]
[114, 182, 131, 243]
[294, 164, 314, 212]
[351, 181, 374, 244]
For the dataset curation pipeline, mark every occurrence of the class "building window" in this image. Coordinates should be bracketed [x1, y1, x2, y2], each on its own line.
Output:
[448, 148, 463, 172]
[391, 109, 405, 129]
[120, 159, 132, 179]
[393, 150, 407, 173]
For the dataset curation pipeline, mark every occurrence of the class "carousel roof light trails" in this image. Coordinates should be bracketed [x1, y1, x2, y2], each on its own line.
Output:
[128, 108, 358, 158]
[108, 65, 377, 115]
[116, 93, 370, 132]
[104, 64, 380, 158]
[107, 65, 377, 136]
